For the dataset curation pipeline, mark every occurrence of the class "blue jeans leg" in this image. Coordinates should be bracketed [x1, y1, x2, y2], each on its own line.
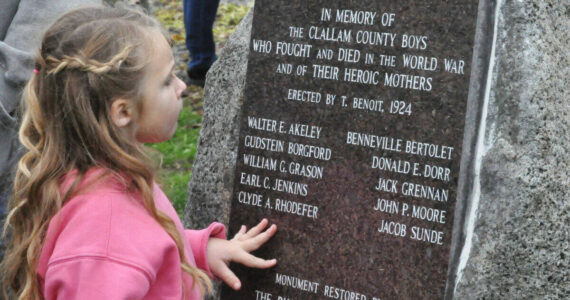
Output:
[183, 0, 220, 75]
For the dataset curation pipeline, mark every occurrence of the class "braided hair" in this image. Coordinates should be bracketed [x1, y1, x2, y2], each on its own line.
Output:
[44, 45, 133, 75]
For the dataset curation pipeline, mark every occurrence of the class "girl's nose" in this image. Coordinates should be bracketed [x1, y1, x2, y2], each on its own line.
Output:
[176, 75, 187, 98]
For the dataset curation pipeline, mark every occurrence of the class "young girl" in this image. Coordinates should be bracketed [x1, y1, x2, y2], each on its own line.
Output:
[0, 6, 276, 300]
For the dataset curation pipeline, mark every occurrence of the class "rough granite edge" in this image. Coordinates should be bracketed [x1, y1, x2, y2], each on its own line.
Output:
[454, 0, 569, 298]
[183, 8, 253, 229]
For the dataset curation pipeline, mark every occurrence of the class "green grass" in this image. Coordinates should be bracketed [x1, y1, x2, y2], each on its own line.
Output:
[213, 4, 252, 44]
[149, 2, 251, 216]
[159, 170, 192, 215]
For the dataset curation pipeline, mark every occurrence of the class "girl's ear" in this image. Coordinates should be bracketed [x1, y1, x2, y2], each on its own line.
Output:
[110, 98, 134, 128]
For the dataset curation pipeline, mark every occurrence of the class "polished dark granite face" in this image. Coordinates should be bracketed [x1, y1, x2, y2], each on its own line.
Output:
[222, 1, 480, 299]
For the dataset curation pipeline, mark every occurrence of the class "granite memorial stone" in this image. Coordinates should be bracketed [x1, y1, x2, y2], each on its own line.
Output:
[220, 0, 487, 299]
[185, 0, 568, 298]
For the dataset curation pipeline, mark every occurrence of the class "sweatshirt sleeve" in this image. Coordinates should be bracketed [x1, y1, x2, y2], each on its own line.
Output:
[184, 222, 226, 277]
[43, 257, 152, 300]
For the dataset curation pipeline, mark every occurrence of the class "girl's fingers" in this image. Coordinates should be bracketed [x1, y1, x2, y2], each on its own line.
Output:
[243, 224, 277, 251]
[232, 225, 247, 240]
[242, 218, 269, 239]
[215, 262, 242, 290]
[236, 251, 277, 269]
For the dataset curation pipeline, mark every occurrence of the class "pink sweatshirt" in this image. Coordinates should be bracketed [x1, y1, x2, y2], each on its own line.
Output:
[36, 168, 226, 300]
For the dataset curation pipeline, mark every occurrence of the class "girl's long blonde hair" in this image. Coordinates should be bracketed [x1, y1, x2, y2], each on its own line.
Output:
[0, 6, 211, 299]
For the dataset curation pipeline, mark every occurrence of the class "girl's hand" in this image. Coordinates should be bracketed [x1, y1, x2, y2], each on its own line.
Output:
[207, 219, 277, 290]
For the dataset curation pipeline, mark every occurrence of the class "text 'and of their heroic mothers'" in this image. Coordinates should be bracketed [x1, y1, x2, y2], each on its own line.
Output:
[223, 1, 481, 299]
